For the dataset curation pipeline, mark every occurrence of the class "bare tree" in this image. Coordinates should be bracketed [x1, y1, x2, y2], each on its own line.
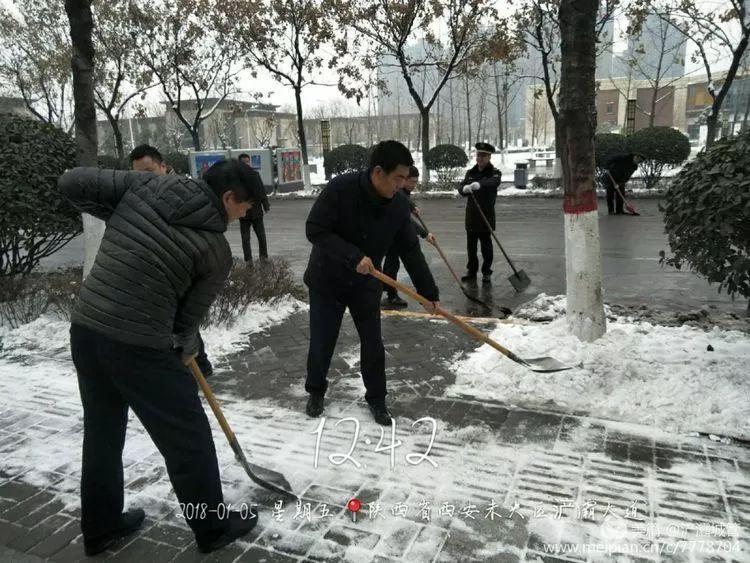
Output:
[559, 0, 606, 340]
[221, 0, 336, 186]
[631, 0, 749, 146]
[0, 0, 74, 131]
[92, 0, 156, 162]
[516, 0, 618, 156]
[334, 0, 500, 180]
[130, 0, 241, 150]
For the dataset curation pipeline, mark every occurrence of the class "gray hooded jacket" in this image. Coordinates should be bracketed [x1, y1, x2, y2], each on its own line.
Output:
[58, 168, 232, 355]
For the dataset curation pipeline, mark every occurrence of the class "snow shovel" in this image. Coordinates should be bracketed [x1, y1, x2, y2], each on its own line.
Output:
[371, 270, 576, 373]
[188, 358, 296, 499]
[411, 212, 493, 313]
[468, 191, 531, 292]
[606, 170, 640, 216]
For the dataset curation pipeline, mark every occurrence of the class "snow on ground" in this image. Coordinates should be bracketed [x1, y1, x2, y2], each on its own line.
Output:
[1, 293, 747, 559]
[448, 294, 750, 438]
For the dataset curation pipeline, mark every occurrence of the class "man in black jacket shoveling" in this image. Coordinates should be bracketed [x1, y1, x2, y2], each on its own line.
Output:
[129, 143, 215, 377]
[603, 153, 643, 215]
[304, 141, 440, 426]
[59, 160, 264, 555]
[459, 142, 502, 284]
[382, 165, 437, 308]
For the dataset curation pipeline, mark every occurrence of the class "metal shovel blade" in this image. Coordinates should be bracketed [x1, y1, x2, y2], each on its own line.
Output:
[508, 269, 531, 292]
[519, 356, 580, 373]
[232, 441, 297, 499]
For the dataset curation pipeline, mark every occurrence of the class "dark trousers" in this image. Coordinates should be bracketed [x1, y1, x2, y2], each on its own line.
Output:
[382, 247, 400, 298]
[466, 231, 494, 275]
[71, 324, 227, 544]
[604, 177, 624, 214]
[240, 216, 268, 262]
[305, 290, 386, 403]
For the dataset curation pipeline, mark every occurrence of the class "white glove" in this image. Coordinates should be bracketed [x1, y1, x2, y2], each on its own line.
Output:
[462, 181, 480, 194]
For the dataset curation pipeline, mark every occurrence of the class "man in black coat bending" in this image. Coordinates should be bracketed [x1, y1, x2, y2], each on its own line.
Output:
[58, 160, 264, 556]
[459, 142, 502, 284]
[382, 165, 437, 308]
[603, 153, 643, 215]
[303, 141, 440, 426]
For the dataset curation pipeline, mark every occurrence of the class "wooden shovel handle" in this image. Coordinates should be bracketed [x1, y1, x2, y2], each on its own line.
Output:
[370, 269, 518, 360]
[188, 358, 237, 444]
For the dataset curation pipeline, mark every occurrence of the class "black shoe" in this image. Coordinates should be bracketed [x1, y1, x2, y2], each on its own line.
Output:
[482, 274, 492, 284]
[306, 394, 325, 417]
[461, 273, 477, 282]
[367, 401, 393, 426]
[83, 509, 146, 556]
[384, 294, 408, 308]
[197, 509, 259, 554]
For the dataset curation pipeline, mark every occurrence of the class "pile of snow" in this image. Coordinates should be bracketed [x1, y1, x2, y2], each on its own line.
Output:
[449, 295, 750, 438]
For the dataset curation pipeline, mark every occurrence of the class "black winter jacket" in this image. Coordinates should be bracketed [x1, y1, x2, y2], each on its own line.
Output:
[458, 163, 502, 233]
[245, 182, 270, 221]
[304, 170, 439, 304]
[605, 153, 639, 185]
[402, 189, 428, 238]
[58, 168, 232, 355]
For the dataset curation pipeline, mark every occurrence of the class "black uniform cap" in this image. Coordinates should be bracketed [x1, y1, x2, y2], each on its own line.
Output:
[475, 142, 496, 154]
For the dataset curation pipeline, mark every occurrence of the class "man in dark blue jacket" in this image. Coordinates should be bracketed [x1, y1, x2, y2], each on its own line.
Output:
[459, 142, 502, 284]
[303, 141, 440, 425]
[59, 160, 263, 556]
[382, 165, 437, 308]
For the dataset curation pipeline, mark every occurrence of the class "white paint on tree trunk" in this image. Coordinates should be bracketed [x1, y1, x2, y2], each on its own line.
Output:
[82, 213, 105, 279]
[302, 164, 312, 190]
[564, 209, 606, 341]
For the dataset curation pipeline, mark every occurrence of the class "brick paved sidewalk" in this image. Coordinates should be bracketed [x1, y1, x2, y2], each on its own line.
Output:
[1, 311, 748, 562]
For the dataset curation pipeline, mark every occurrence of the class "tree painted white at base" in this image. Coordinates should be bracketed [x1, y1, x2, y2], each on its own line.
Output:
[82, 214, 105, 279]
[564, 209, 606, 341]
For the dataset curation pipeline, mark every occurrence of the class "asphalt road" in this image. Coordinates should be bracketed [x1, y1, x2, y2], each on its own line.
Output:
[41, 197, 744, 316]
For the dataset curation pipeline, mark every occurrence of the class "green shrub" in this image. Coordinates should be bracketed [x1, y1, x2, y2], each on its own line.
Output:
[425, 144, 468, 185]
[594, 133, 629, 171]
[0, 113, 81, 276]
[203, 258, 305, 327]
[0, 267, 81, 328]
[660, 129, 750, 305]
[629, 126, 690, 189]
[323, 144, 369, 177]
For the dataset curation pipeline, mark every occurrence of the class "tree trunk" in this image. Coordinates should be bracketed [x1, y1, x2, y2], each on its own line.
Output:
[65, 0, 103, 280]
[559, 0, 606, 342]
[494, 64, 504, 150]
[421, 109, 430, 182]
[295, 85, 310, 164]
[190, 128, 201, 151]
[706, 113, 719, 148]
[464, 74, 473, 145]
[449, 79, 455, 144]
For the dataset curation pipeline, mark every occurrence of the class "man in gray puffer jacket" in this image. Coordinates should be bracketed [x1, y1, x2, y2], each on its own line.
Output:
[59, 160, 263, 555]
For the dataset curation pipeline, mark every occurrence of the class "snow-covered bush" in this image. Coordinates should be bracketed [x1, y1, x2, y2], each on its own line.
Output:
[0, 113, 81, 276]
[323, 144, 368, 177]
[0, 268, 81, 328]
[203, 258, 306, 327]
[628, 126, 690, 189]
[425, 144, 468, 187]
[660, 128, 750, 310]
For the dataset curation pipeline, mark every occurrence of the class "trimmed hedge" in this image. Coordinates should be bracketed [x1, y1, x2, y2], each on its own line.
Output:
[660, 128, 750, 304]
